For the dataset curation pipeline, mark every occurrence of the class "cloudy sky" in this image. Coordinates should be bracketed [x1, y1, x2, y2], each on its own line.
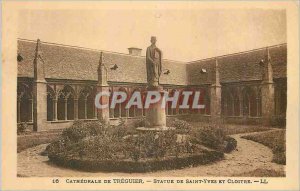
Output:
[18, 8, 286, 62]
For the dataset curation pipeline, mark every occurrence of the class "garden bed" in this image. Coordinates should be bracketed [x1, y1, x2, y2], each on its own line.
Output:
[46, 119, 235, 172]
[49, 150, 223, 173]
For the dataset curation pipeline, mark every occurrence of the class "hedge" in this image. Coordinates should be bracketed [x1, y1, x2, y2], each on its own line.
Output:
[48, 150, 224, 173]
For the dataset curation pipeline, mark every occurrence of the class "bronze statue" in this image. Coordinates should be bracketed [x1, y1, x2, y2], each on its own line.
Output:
[146, 36, 162, 87]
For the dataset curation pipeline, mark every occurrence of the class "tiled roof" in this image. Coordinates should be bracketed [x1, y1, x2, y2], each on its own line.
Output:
[18, 39, 286, 86]
[17, 39, 187, 85]
[187, 44, 287, 85]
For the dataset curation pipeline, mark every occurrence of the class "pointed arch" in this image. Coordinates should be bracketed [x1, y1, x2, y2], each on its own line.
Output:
[129, 88, 143, 117]
[57, 85, 75, 120]
[113, 87, 128, 118]
[242, 87, 257, 117]
[47, 85, 56, 121]
[222, 87, 240, 117]
[17, 83, 33, 123]
[204, 88, 211, 115]
[78, 86, 95, 119]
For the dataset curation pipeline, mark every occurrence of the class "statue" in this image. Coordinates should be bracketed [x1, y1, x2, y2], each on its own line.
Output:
[146, 36, 162, 87]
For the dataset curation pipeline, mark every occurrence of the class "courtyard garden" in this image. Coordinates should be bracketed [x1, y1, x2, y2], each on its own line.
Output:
[46, 119, 238, 172]
[17, 118, 286, 177]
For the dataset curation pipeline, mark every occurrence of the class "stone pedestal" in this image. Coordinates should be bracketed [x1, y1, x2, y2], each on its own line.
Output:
[144, 86, 167, 130]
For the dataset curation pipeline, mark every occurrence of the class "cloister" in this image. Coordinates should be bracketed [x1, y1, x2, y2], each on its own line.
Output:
[17, 39, 287, 131]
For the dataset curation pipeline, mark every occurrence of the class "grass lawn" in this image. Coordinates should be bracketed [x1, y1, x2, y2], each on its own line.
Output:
[17, 130, 62, 153]
[241, 130, 286, 165]
[190, 122, 272, 135]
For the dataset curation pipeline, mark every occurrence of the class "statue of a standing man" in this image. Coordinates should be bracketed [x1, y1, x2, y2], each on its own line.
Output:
[146, 36, 162, 87]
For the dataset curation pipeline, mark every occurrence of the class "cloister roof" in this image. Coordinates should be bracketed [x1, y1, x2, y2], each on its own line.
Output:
[187, 44, 287, 85]
[17, 39, 286, 85]
[17, 39, 187, 85]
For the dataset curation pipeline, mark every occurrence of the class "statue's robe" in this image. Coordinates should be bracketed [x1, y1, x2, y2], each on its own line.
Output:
[146, 45, 162, 87]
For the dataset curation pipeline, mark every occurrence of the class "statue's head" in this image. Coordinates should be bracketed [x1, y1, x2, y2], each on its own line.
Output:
[151, 36, 157, 45]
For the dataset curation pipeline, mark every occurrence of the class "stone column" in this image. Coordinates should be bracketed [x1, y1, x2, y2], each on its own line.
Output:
[256, 97, 260, 117]
[33, 39, 47, 131]
[210, 58, 222, 124]
[53, 98, 58, 121]
[261, 47, 275, 126]
[97, 52, 110, 124]
[74, 98, 78, 120]
[29, 98, 33, 122]
[64, 98, 68, 120]
[239, 93, 243, 117]
[84, 98, 87, 119]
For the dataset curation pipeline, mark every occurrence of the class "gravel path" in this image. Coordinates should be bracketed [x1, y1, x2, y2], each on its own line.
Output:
[17, 131, 285, 177]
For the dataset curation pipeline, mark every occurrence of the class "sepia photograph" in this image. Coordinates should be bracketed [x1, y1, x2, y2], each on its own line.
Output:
[1, 1, 299, 190]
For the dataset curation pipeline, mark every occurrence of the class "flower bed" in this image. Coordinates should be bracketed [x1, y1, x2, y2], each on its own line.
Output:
[47, 119, 229, 172]
[48, 150, 223, 173]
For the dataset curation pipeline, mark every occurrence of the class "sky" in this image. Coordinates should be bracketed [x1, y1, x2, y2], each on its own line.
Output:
[18, 9, 286, 62]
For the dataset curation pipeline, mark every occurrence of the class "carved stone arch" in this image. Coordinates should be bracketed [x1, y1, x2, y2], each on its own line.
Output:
[17, 82, 33, 122]
[117, 87, 128, 118]
[251, 86, 259, 98]
[56, 85, 75, 120]
[221, 87, 229, 116]
[77, 85, 96, 120]
[78, 85, 94, 98]
[62, 85, 75, 99]
[222, 87, 234, 116]
[132, 87, 144, 117]
[46, 85, 55, 121]
[118, 87, 128, 93]
[17, 83, 32, 99]
[257, 86, 262, 116]
[230, 87, 240, 116]
[178, 87, 191, 114]
[169, 88, 179, 115]
[46, 85, 56, 99]
[242, 86, 257, 117]
[204, 87, 211, 115]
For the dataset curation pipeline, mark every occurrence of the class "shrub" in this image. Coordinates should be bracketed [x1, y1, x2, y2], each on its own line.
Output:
[166, 118, 192, 134]
[48, 126, 201, 163]
[112, 120, 137, 137]
[133, 117, 146, 127]
[223, 137, 237, 153]
[272, 151, 286, 164]
[17, 122, 28, 135]
[47, 120, 226, 172]
[191, 126, 226, 150]
[62, 120, 106, 142]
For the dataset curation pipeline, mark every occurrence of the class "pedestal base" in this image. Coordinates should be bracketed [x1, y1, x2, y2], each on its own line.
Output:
[136, 126, 175, 132]
[145, 86, 167, 130]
